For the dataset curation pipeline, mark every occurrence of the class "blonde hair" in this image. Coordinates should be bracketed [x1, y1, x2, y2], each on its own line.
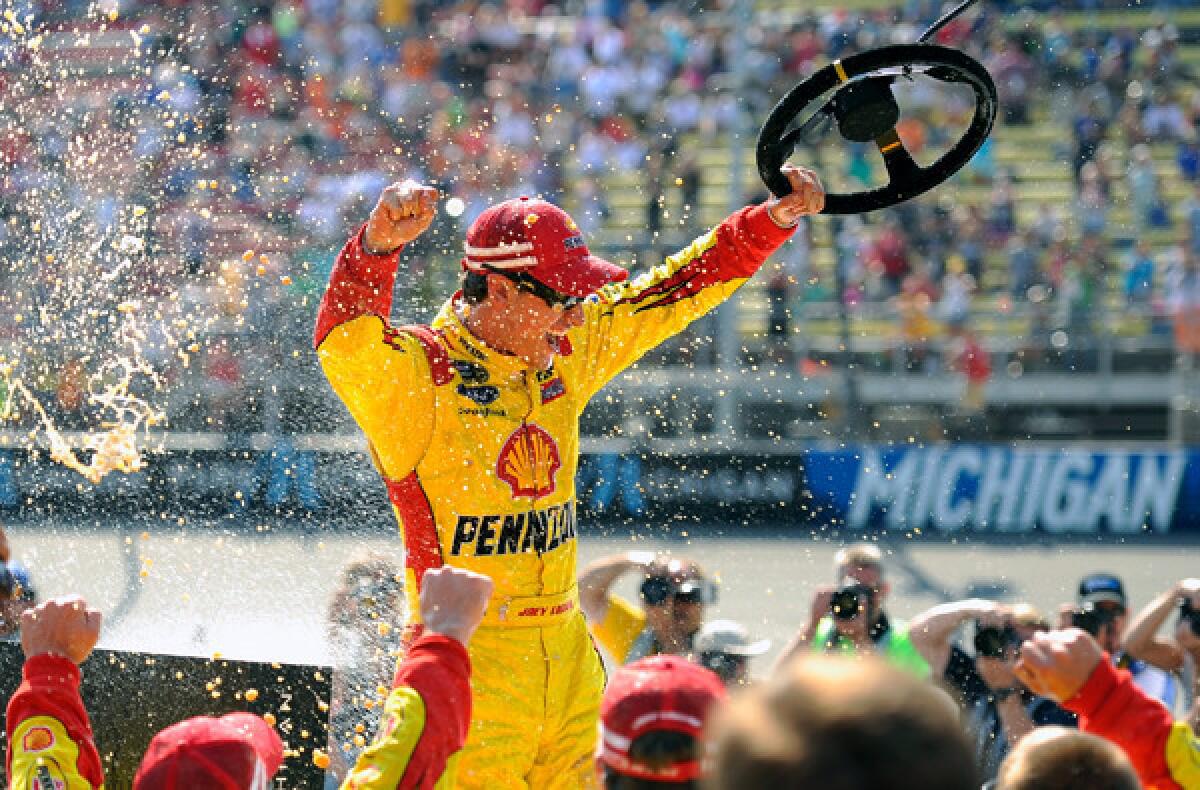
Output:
[834, 543, 885, 580]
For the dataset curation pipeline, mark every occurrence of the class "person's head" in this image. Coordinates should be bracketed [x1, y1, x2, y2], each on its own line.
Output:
[832, 544, 889, 639]
[329, 554, 404, 629]
[1073, 573, 1127, 654]
[995, 727, 1139, 790]
[641, 559, 716, 643]
[133, 712, 284, 789]
[597, 655, 727, 789]
[692, 620, 770, 688]
[705, 655, 977, 790]
[0, 562, 37, 638]
[459, 196, 627, 371]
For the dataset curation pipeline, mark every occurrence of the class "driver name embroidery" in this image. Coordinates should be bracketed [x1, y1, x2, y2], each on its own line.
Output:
[496, 424, 561, 498]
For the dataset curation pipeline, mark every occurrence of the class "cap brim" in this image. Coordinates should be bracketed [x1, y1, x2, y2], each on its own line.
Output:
[1081, 592, 1126, 607]
[720, 638, 772, 657]
[533, 254, 628, 298]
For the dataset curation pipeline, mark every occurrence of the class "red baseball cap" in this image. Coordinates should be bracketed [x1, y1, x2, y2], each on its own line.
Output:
[597, 655, 727, 782]
[463, 196, 628, 298]
[133, 712, 284, 790]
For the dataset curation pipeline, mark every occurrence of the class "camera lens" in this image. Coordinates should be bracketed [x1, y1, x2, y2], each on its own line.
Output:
[641, 576, 672, 606]
[974, 624, 1016, 659]
[830, 589, 863, 620]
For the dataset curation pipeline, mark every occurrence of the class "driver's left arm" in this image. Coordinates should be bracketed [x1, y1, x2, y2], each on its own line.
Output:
[570, 203, 795, 402]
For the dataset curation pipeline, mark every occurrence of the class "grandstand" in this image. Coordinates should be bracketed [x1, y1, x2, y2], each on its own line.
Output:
[3, 0, 1200, 457]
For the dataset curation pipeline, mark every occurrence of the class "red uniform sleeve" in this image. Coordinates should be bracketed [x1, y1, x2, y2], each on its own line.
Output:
[340, 631, 471, 789]
[1063, 656, 1183, 790]
[6, 653, 104, 788]
[314, 224, 403, 348]
[388, 632, 472, 784]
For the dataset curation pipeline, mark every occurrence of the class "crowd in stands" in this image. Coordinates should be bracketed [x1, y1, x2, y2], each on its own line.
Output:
[4, 529, 1200, 788]
[2, 0, 1199, 437]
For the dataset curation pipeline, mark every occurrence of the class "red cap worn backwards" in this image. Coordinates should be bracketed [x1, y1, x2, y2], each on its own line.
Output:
[133, 712, 284, 790]
[598, 655, 727, 783]
[463, 196, 628, 298]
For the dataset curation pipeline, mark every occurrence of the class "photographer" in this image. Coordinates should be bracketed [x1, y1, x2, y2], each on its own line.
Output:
[1069, 572, 1182, 714]
[774, 543, 928, 676]
[692, 619, 771, 688]
[580, 553, 716, 665]
[1119, 577, 1200, 726]
[909, 600, 1074, 782]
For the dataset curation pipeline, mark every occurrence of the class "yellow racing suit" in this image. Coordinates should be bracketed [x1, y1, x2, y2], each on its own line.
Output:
[315, 203, 795, 788]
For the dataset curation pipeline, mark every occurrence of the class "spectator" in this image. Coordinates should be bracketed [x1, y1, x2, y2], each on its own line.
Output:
[1183, 182, 1200, 254]
[1123, 239, 1157, 306]
[581, 553, 717, 664]
[1165, 245, 1200, 366]
[944, 318, 992, 414]
[706, 655, 978, 790]
[595, 655, 726, 789]
[994, 726, 1140, 790]
[1016, 628, 1200, 790]
[1119, 577, 1200, 724]
[1127, 143, 1171, 231]
[1069, 573, 1183, 715]
[909, 600, 1075, 782]
[692, 620, 771, 688]
[896, 260, 940, 373]
[865, 218, 911, 295]
[325, 554, 406, 786]
[775, 543, 929, 676]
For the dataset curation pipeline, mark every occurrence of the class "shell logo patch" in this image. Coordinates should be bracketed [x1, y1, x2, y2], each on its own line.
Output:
[496, 424, 561, 498]
[22, 725, 55, 753]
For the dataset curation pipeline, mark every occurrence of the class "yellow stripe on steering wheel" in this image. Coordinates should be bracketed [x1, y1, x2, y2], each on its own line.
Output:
[833, 60, 849, 83]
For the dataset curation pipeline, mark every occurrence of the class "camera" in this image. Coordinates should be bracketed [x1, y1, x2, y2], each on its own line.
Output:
[1180, 599, 1200, 637]
[1070, 603, 1118, 637]
[830, 584, 873, 621]
[640, 574, 717, 607]
[973, 623, 1018, 659]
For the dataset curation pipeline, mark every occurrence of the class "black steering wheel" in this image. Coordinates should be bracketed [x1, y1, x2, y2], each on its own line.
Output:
[757, 43, 997, 214]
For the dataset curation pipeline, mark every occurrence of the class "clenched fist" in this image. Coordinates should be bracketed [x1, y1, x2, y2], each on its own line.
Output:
[363, 179, 441, 254]
[21, 595, 102, 666]
[420, 566, 494, 647]
[1015, 628, 1104, 702]
[768, 164, 825, 226]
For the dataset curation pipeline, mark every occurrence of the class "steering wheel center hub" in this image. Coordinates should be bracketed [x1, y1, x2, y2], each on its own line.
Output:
[833, 77, 901, 143]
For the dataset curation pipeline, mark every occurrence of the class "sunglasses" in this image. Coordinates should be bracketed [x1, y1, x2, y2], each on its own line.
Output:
[487, 268, 583, 311]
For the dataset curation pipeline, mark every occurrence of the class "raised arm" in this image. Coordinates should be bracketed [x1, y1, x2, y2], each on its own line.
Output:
[1122, 580, 1197, 672]
[1017, 629, 1197, 790]
[578, 551, 654, 622]
[340, 567, 492, 790]
[569, 165, 824, 402]
[314, 181, 441, 479]
[909, 599, 1001, 677]
[7, 596, 104, 789]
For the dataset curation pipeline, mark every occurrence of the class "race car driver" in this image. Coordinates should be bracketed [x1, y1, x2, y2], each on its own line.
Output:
[315, 164, 824, 788]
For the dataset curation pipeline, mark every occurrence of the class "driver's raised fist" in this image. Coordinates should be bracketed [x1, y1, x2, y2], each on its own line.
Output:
[364, 179, 441, 255]
[768, 164, 825, 226]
